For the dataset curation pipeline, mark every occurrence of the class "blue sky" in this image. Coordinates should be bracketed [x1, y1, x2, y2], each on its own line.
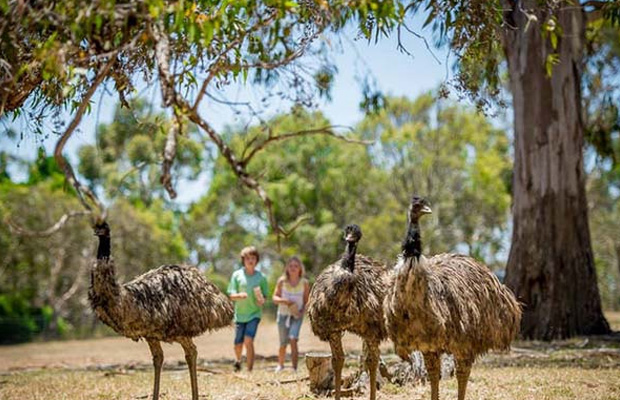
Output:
[1, 24, 448, 204]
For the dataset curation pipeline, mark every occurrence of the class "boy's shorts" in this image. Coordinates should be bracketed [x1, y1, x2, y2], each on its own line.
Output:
[276, 314, 303, 346]
[234, 318, 260, 345]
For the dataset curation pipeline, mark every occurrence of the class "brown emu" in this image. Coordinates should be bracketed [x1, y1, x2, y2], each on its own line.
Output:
[307, 224, 389, 400]
[89, 221, 234, 400]
[383, 196, 521, 400]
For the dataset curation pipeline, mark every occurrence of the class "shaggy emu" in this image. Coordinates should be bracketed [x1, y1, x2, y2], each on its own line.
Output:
[89, 221, 234, 400]
[384, 196, 521, 400]
[307, 224, 389, 400]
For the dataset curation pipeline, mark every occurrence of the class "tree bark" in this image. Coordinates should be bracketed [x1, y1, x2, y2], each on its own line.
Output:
[502, 1, 610, 340]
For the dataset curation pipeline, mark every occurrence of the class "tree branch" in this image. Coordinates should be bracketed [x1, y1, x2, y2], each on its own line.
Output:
[192, 10, 278, 111]
[6, 211, 91, 237]
[160, 110, 181, 199]
[54, 57, 115, 220]
[241, 125, 371, 165]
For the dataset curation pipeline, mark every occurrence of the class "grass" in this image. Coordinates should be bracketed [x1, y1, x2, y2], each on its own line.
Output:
[1, 314, 619, 400]
[1, 358, 619, 400]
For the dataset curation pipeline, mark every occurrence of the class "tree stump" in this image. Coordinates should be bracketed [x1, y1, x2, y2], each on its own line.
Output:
[305, 352, 334, 394]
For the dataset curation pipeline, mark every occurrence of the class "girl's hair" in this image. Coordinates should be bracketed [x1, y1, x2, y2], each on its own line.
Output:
[240, 246, 260, 264]
[283, 256, 305, 281]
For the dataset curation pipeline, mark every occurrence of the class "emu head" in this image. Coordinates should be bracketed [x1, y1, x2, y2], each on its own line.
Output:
[408, 196, 432, 222]
[343, 224, 362, 244]
[93, 220, 111, 237]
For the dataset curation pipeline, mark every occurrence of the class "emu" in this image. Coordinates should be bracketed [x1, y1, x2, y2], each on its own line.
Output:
[89, 221, 234, 400]
[384, 196, 521, 400]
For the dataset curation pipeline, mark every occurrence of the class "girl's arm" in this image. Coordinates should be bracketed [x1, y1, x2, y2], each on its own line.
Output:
[272, 278, 292, 305]
[301, 279, 310, 312]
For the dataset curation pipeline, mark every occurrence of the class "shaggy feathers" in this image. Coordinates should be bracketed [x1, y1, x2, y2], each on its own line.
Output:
[384, 253, 521, 360]
[308, 254, 389, 342]
[90, 263, 233, 341]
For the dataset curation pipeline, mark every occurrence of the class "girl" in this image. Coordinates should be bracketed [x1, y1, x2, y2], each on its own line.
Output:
[272, 256, 310, 372]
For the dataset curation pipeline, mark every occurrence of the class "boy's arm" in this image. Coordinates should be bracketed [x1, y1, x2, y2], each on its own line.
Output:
[227, 273, 248, 301]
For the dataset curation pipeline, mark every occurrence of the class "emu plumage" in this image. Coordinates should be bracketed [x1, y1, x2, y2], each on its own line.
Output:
[307, 224, 389, 400]
[89, 222, 233, 400]
[383, 196, 521, 400]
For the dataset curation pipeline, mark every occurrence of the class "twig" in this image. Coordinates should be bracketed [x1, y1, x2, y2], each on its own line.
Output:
[268, 376, 310, 385]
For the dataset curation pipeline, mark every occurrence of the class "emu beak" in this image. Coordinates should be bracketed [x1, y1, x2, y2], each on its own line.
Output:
[345, 233, 356, 242]
[421, 205, 432, 214]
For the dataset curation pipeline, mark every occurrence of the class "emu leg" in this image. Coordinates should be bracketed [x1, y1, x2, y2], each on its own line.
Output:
[362, 340, 380, 400]
[423, 352, 440, 400]
[455, 358, 473, 400]
[179, 337, 199, 400]
[329, 334, 345, 400]
[147, 340, 164, 400]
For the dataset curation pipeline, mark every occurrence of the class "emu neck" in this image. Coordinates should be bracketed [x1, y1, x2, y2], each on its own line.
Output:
[91, 236, 120, 305]
[402, 220, 422, 260]
[97, 236, 111, 260]
[341, 241, 358, 272]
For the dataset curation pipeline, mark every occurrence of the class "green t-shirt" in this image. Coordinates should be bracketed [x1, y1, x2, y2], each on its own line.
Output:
[227, 268, 269, 323]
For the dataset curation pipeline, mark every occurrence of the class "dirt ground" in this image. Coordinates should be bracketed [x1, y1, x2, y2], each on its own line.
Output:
[0, 319, 390, 372]
[1, 313, 619, 400]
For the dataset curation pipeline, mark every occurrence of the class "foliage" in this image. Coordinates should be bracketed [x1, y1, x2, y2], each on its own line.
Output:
[0, 153, 189, 342]
[358, 94, 512, 265]
[0, 0, 399, 122]
[184, 93, 512, 278]
[584, 22, 620, 166]
[77, 99, 203, 205]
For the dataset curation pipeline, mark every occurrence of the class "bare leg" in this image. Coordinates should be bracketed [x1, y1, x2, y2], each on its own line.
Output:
[244, 337, 255, 371]
[329, 334, 345, 400]
[455, 358, 473, 400]
[179, 337, 199, 400]
[363, 340, 380, 400]
[234, 343, 243, 366]
[290, 339, 299, 370]
[278, 345, 287, 369]
[423, 352, 440, 400]
[147, 340, 164, 400]
[234, 343, 243, 359]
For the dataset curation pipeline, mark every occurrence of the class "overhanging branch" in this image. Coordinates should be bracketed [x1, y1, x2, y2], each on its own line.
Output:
[54, 57, 115, 221]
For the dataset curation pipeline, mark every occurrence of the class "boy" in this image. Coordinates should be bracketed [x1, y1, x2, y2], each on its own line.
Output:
[227, 246, 269, 372]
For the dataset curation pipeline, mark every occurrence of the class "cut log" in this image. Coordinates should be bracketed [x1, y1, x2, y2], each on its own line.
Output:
[305, 352, 334, 394]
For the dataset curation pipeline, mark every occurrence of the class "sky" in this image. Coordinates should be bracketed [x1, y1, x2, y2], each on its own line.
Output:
[1, 23, 449, 205]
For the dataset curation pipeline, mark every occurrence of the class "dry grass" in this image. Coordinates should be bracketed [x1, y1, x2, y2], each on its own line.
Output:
[1, 315, 619, 400]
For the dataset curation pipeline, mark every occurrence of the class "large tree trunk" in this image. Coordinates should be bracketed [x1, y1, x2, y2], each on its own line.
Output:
[502, 1, 610, 340]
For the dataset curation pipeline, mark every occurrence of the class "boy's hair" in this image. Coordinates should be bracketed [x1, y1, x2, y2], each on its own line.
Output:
[240, 246, 260, 264]
[283, 256, 305, 281]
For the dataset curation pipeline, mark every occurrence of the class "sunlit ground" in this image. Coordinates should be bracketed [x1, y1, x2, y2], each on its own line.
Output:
[1, 313, 619, 400]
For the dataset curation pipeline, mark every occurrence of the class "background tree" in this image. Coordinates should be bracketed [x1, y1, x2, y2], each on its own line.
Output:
[77, 99, 203, 206]
[184, 93, 512, 279]
[0, 151, 188, 343]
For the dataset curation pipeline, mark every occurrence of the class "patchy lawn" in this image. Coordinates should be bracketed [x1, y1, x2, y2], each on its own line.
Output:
[1, 315, 619, 400]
